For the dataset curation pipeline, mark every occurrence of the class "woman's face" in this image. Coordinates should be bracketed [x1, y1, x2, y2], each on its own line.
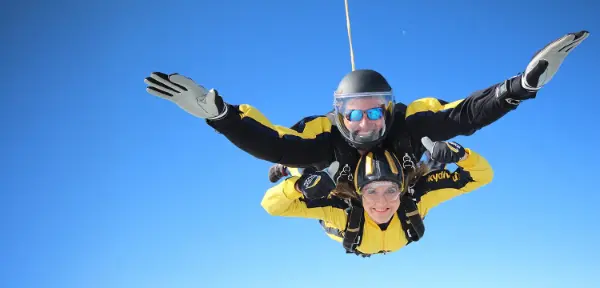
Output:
[361, 181, 401, 224]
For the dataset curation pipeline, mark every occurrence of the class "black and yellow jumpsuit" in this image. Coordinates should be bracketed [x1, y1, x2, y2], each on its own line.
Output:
[261, 148, 493, 254]
[206, 83, 518, 168]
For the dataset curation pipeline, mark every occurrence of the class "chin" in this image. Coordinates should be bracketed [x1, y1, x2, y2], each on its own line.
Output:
[373, 214, 394, 224]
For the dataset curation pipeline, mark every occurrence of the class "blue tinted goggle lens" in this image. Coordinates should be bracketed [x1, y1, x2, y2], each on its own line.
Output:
[346, 107, 384, 121]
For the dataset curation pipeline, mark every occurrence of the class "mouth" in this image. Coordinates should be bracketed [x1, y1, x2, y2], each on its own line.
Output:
[372, 208, 390, 214]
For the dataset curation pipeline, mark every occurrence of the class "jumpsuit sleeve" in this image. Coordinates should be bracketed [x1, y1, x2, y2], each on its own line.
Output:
[206, 104, 335, 167]
[405, 83, 519, 141]
[415, 148, 494, 217]
[261, 176, 348, 230]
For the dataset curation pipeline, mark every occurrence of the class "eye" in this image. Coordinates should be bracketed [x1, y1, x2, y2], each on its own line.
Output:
[385, 187, 399, 194]
[364, 189, 377, 195]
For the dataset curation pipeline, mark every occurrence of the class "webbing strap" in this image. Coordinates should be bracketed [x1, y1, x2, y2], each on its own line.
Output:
[342, 203, 364, 253]
[399, 195, 425, 242]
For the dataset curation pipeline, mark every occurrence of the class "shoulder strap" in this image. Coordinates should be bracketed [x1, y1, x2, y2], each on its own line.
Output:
[386, 103, 421, 173]
[341, 200, 365, 255]
[397, 193, 425, 243]
[331, 129, 360, 185]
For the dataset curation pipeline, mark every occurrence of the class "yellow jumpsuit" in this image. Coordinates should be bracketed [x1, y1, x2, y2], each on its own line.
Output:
[261, 148, 494, 255]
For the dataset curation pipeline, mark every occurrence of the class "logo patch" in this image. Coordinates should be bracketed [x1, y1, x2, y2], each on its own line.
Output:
[446, 142, 460, 153]
[303, 174, 322, 189]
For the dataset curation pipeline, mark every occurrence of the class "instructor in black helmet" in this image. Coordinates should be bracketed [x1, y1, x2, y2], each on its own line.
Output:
[143, 31, 589, 183]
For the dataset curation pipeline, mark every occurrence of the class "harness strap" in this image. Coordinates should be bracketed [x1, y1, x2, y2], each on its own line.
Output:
[398, 194, 425, 242]
[341, 202, 365, 253]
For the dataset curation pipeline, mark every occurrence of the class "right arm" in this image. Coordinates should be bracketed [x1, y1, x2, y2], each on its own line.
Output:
[261, 176, 348, 230]
[207, 104, 335, 167]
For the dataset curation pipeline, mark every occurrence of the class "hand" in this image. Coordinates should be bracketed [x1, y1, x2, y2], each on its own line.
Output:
[295, 162, 339, 200]
[522, 31, 590, 93]
[421, 137, 466, 164]
[144, 72, 228, 119]
[268, 164, 289, 183]
[422, 150, 446, 171]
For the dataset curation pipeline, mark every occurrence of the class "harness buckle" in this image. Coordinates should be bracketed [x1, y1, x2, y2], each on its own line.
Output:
[402, 153, 415, 169]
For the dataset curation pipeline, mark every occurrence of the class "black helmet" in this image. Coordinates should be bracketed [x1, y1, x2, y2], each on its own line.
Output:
[333, 69, 395, 150]
[353, 147, 405, 194]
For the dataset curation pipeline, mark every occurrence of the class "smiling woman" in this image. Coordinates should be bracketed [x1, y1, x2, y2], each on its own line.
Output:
[260, 138, 494, 257]
[330, 157, 429, 225]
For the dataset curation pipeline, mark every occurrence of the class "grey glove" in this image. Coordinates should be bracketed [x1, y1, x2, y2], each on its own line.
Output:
[522, 30, 590, 92]
[144, 72, 228, 120]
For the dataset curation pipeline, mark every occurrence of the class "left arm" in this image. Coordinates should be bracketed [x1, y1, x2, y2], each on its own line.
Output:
[405, 80, 523, 142]
[415, 148, 494, 217]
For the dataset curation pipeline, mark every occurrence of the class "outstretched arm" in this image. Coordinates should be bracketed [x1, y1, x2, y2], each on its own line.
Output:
[406, 30, 590, 142]
[405, 81, 521, 142]
[206, 104, 336, 167]
[144, 72, 336, 167]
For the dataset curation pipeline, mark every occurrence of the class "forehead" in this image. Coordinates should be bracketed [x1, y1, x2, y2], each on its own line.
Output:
[344, 97, 385, 109]
[362, 181, 398, 191]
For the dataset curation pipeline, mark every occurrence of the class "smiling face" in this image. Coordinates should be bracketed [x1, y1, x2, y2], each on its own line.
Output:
[360, 181, 401, 224]
[341, 97, 386, 142]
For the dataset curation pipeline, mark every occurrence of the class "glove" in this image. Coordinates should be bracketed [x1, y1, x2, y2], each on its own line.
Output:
[521, 30, 590, 92]
[144, 72, 228, 120]
[295, 162, 339, 200]
[268, 164, 289, 183]
[421, 137, 466, 164]
[495, 31, 590, 105]
[422, 150, 446, 171]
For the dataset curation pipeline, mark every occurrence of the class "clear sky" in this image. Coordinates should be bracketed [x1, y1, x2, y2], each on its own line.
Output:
[1, 0, 600, 288]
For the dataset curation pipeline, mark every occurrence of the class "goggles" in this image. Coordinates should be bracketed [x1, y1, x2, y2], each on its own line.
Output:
[360, 183, 402, 202]
[344, 107, 385, 122]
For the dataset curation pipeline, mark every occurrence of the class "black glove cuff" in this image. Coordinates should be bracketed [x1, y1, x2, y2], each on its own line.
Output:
[505, 75, 537, 101]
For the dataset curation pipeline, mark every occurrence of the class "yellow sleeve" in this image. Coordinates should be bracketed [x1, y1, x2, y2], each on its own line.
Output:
[206, 104, 335, 166]
[238, 105, 333, 139]
[261, 176, 348, 230]
[417, 148, 494, 217]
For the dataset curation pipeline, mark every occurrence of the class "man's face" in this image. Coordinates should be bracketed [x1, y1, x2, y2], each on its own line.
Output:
[341, 97, 386, 140]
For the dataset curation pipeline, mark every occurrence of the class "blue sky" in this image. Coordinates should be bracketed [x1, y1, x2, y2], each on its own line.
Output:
[1, 0, 599, 287]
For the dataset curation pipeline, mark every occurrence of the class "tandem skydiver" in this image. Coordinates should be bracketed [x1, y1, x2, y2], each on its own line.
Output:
[143, 31, 589, 186]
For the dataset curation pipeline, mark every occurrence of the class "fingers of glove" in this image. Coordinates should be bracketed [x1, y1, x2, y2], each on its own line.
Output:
[146, 86, 173, 100]
[421, 137, 435, 153]
[268, 164, 288, 183]
[169, 74, 204, 92]
[554, 31, 590, 53]
[145, 72, 185, 94]
[542, 30, 590, 56]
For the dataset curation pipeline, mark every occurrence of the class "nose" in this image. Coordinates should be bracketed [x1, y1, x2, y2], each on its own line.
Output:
[371, 194, 388, 205]
[358, 116, 371, 128]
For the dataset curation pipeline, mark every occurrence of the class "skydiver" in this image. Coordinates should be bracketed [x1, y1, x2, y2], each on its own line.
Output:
[143, 31, 589, 186]
[261, 137, 492, 256]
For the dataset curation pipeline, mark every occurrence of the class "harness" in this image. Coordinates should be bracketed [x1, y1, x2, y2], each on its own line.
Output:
[340, 193, 424, 257]
[319, 103, 428, 257]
